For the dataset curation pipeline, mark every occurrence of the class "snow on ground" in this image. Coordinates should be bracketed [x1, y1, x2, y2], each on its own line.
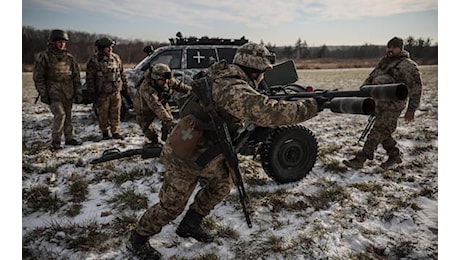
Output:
[21, 66, 438, 259]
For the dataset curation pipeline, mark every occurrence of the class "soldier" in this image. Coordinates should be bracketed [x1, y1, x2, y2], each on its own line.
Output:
[127, 42, 320, 259]
[86, 37, 129, 140]
[343, 36, 423, 169]
[33, 29, 83, 150]
[133, 63, 191, 146]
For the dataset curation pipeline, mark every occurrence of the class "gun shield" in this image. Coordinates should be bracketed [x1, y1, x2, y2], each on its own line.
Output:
[360, 83, 408, 101]
[326, 97, 375, 115]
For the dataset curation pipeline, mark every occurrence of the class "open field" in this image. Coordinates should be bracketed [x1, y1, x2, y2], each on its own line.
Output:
[22, 66, 438, 259]
[21, 57, 437, 72]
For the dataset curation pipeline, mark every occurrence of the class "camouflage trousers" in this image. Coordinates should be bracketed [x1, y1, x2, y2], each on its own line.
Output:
[49, 97, 75, 143]
[362, 108, 402, 159]
[135, 142, 233, 237]
[96, 92, 122, 135]
[136, 111, 160, 142]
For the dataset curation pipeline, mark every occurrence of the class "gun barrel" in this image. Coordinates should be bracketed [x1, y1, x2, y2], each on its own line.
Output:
[325, 97, 375, 115]
[360, 83, 408, 101]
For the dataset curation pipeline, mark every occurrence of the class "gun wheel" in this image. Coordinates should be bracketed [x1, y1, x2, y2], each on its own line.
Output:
[260, 125, 318, 183]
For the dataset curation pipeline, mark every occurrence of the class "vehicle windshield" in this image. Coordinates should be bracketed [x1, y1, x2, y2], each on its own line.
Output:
[133, 55, 152, 71]
[134, 48, 182, 71]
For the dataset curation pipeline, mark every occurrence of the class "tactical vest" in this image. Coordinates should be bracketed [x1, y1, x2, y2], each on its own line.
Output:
[44, 51, 73, 82]
[178, 78, 241, 139]
[94, 53, 123, 94]
[370, 57, 405, 84]
[370, 57, 407, 111]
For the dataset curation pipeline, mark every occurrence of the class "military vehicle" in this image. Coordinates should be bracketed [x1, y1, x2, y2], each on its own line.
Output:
[81, 32, 249, 120]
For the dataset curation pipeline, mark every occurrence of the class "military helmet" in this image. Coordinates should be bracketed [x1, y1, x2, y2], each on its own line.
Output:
[49, 29, 69, 42]
[233, 42, 275, 72]
[151, 63, 172, 80]
[96, 37, 116, 48]
[387, 37, 404, 50]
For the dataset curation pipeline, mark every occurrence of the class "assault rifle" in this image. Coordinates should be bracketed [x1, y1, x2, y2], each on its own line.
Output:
[90, 146, 162, 164]
[358, 114, 376, 143]
[267, 83, 408, 115]
[190, 77, 253, 228]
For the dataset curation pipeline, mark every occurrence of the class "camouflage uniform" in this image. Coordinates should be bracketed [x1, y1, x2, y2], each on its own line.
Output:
[131, 43, 318, 255]
[86, 38, 129, 139]
[33, 30, 83, 148]
[133, 65, 191, 144]
[344, 37, 422, 169]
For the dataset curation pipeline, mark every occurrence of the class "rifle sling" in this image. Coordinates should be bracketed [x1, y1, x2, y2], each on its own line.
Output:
[195, 144, 222, 168]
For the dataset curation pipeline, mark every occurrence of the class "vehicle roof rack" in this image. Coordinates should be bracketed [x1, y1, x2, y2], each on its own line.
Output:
[169, 32, 248, 46]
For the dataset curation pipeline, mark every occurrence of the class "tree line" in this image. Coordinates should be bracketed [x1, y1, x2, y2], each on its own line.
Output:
[23, 26, 437, 68]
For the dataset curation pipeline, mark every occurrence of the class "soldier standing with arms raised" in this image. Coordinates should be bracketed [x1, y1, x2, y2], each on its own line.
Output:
[86, 37, 129, 140]
[127, 42, 320, 259]
[33, 29, 83, 150]
[343, 37, 422, 169]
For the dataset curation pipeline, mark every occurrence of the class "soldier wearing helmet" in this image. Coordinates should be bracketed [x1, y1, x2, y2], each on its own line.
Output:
[85, 37, 129, 140]
[128, 42, 319, 259]
[133, 63, 191, 146]
[33, 29, 83, 150]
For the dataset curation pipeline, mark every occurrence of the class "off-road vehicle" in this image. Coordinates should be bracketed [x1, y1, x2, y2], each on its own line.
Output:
[82, 32, 249, 120]
[126, 32, 249, 88]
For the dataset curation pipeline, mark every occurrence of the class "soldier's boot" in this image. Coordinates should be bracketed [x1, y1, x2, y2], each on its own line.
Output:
[145, 132, 160, 146]
[102, 133, 111, 140]
[127, 230, 161, 260]
[381, 150, 402, 169]
[112, 133, 125, 140]
[176, 209, 214, 243]
[51, 140, 62, 150]
[343, 152, 367, 169]
[65, 138, 82, 146]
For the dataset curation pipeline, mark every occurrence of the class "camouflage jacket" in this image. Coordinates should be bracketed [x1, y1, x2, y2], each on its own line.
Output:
[33, 45, 82, 101]
[134, 75, 191, 121]
[86, 52, 128, 96]
[362, 50, 422, 112]
[210, 61, 318, 129]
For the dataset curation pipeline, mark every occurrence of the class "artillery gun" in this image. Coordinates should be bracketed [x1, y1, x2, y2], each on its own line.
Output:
[91, 60, 407, 184]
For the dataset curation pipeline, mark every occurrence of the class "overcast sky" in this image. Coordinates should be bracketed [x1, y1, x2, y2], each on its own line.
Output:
[22, 0, 438, 46]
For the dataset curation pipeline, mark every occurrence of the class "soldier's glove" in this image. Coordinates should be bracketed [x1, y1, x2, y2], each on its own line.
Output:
[40, 95, 50, 105]
[161, 120, 176, 141]
[314, 96, 329, 112]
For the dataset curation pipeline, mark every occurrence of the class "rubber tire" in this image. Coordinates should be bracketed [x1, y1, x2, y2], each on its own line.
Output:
[260, 125, 318, 183]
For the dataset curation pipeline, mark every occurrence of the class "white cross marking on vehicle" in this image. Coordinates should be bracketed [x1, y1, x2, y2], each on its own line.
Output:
[193, 51, 205, 64]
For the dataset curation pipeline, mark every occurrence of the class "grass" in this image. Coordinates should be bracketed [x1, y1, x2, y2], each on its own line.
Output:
[22, 66, 438, 259]
[106, 187, 149, 211]
[22, 185, 64, 214]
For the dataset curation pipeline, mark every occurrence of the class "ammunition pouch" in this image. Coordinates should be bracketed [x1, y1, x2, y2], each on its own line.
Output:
[169, 114, 203, 159]
[106, 69, 119, 82]
[195, 144, 222, 168]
